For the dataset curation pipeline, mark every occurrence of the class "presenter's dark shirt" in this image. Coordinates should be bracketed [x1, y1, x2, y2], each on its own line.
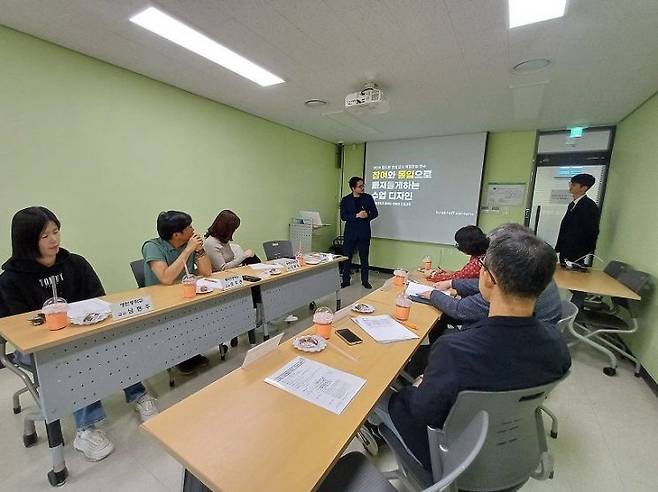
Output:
[388, 315, 571, 471]
[340, 193, 379, 240]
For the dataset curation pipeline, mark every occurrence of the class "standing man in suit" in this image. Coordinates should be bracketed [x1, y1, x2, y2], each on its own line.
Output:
[555, 173, 600, 264]
[340, 176, 379, 289]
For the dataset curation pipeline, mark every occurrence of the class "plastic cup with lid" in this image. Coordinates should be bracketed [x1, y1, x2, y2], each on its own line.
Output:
[313, 306, 334, 339]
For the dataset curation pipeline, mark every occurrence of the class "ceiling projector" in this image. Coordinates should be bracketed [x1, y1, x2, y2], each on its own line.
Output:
[345, 83, 390, 114]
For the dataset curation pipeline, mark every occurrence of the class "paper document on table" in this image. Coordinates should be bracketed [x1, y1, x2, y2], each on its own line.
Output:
[406, 281, 450, 298]
[68, 298, 111, 319]
[264, 357, 366, 415]
[249, 263, 280, 271]
[351, 315, 419, 343]
[405, 281, 433, 297]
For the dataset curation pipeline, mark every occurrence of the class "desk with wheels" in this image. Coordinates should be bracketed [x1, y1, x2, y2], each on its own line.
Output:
[0, 274, 257, 487]
[141, 282, 441, 492]
[554, 267, 643, 377]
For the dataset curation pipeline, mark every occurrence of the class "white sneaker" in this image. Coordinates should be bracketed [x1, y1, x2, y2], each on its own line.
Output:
[135, 394, 159, 422]
[284, 314, 298, 323]
[73, 427, 114, 461]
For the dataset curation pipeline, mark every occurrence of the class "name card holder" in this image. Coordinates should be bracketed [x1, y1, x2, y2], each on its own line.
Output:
[220, 275, 244, 290]
[111, 295, 154, 321]
[272, 258, 302, 272]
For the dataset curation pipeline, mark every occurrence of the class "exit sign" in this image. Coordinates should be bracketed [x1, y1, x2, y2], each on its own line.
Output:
[569, 127, 585, 138]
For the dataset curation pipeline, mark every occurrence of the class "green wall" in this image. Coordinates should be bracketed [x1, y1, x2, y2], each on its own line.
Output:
[0, 26, 339, 294]
[342, 132, 536, 270]
[597, 92, 658, 380]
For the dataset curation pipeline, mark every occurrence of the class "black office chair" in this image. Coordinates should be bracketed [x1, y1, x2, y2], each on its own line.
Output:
[583, 260, 630, 311]
[262, 240, 294, 260]
[574, 268, 652, 376]
[130, 259, 146, 288]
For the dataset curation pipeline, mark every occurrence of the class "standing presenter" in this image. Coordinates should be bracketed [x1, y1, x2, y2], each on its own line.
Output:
[340, 176, 379, 289]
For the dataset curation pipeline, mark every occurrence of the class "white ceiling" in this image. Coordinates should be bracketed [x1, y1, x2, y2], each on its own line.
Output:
[2, 0, 657, 143]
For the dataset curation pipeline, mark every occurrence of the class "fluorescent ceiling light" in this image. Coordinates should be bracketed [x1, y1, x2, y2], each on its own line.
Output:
[508, 0, 567, 28]
[130, 7, 284, 87]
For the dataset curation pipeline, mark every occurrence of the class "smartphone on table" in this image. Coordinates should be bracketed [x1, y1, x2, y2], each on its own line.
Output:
[335, 328, 363, 345]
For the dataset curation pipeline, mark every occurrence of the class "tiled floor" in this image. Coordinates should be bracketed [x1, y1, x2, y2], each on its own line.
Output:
[1, 271, 657, 491]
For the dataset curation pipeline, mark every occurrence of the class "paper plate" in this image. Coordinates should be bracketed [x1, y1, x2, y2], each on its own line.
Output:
[292, 334, 327, 352]
[70, 312, 111, 326]
[351, 303, 375, 314]
[304, 258, 322, 265]
[196, 284, 213, 294]
[269, 269, 283, 275]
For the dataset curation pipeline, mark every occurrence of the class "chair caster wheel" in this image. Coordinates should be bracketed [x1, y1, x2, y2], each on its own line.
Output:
[309, 301, 317, 310]
[603, 366, 616, 376]
[219, 345, 228, 361]
[23, 432, 38, 447]
[230, 337, 238, 347]
[47, 467, 68, 487]
[13, 406, 21, 414]
[550, 431, 558, 439]
[549, 471, 554, 480]
[169, 379, 175, 388]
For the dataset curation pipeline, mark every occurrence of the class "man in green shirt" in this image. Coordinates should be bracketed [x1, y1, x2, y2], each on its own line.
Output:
[142, 210, 212, 373]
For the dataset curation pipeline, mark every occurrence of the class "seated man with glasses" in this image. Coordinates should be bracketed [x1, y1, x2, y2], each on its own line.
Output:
[371, 224, 571, 472]
[418, 224, 562, 346]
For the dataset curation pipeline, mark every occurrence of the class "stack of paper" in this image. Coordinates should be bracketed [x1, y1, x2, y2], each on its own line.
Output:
[351, 315, 419, 343]
[405, 281, 450, 298]
[265, 357, 366, 415]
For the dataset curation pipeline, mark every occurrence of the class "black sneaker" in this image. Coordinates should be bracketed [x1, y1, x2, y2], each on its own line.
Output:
[362, 282, 372, 289]
[341, 281, 350, 288]
[176, 354, 209, 374]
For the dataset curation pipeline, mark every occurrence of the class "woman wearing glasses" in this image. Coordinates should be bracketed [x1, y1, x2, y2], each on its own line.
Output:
[426, 225, 488, 282]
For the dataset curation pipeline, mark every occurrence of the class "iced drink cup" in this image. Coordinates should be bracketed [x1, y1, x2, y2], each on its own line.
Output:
[182, 275, 197, 299]
[394, 296, 412, 321]
[42, 298, 69, 331]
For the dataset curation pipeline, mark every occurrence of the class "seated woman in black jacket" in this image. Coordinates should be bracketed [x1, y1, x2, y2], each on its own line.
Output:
[0, 207, 158, 462]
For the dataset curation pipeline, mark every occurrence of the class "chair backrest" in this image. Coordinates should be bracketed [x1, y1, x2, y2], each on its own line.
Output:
[262, 240, 293, 260]
[617, 269, 652, 296]
[425, 411, 489, 492]
[604, 260, 629, 278]
[612, 269, 652, 315]
[436, 380, 562, 491]
[130, 260, 146, 288]
[557, 300, 578, 333]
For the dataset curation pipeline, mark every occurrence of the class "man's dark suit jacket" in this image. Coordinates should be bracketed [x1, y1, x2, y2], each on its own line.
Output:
[555, 194, 600, 262]
[340, 193, 379, 241]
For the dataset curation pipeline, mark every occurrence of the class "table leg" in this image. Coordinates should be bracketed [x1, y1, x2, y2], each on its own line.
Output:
[45, 420, 68, 487]
[336, 289, 342, 311]
[182, 469, 211, 492]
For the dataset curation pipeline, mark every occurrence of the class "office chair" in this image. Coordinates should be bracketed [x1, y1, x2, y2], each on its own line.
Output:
[318, 411, 488, 492]
[535, 302, 578, 442]
[262, 240, 294, 260]
[583, 260, 630, 311]
[380, 380, 564, 491]
[130, 259, 146, 288]
[572, 268, 651, 376]
[0, 345, 44, 448]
